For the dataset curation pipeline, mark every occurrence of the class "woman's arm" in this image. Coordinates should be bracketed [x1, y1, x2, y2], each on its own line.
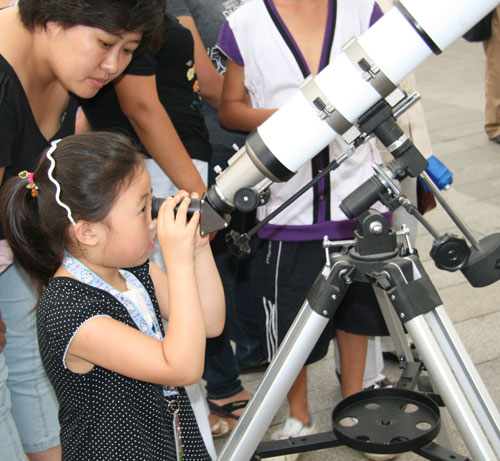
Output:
[219, 60, 276, 132]
[113, 73, 207, 196]
[176, 15, 223, 108]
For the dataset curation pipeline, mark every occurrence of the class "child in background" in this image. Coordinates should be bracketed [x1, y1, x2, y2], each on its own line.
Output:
[218, 1, 390, 459]
[0, 132, 225, 460]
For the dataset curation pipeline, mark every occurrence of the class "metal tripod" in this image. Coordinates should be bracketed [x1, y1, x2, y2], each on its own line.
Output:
[218, 210, 500, 460]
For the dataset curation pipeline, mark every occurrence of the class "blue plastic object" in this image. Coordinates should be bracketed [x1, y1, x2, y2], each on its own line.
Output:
[420, 155, 453, 191]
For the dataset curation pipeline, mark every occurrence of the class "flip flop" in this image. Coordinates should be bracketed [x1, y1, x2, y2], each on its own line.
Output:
[207, 399, 249, 420]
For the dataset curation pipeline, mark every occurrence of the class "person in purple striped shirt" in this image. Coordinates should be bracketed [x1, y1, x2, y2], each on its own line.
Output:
[217, 2, 394, 458]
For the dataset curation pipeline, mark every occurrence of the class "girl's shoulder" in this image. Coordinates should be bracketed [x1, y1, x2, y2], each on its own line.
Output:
[38, 260, 153, 316]
[39, 276, 110, 311]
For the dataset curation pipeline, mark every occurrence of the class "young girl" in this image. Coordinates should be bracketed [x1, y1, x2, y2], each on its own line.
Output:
[0, 1, 164, 458]
[0, 132, 225, 460]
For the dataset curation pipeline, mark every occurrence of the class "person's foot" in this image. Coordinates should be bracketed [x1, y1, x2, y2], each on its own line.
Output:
[489, 135, 500, 144]
[266, 415, 317, 461]
[363, 452, 398, 460]
[208, 389, 251, 430]
[336, 371, 393, 391]
[362, 373, 393, 390]
[209, 413, 230, 438]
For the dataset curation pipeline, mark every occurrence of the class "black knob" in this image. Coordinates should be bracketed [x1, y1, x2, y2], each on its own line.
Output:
[430, 233, 470, 271]
[234, 188, 259, 213]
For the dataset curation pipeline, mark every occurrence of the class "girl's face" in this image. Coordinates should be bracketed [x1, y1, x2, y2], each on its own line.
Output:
[102, 165, 157, 268]
[46, 23, 143, 98]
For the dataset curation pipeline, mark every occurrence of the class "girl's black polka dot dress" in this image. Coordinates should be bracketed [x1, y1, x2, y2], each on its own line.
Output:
[37, 261, 210, 460]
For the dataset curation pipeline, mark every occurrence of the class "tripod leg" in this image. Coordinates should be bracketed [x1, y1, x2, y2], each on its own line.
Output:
[218, 300, 330, 461]
[373, 287, 415, 364]
[425, 306, 500, 455]
[373, 287, 460, 453]
[406, 313, 498, 460]
[378, 254, 500, 459]
[219, 257, 353, 461]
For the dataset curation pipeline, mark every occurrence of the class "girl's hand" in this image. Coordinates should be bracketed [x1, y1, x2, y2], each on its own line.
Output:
[189, 192, 210, 254]
[156, 191, 200, 266]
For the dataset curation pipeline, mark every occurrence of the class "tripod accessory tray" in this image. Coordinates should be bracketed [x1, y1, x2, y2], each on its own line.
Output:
[332, 388, 440, 455]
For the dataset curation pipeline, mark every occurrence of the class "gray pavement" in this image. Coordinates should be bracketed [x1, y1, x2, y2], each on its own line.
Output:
[213, 37, 500, 460]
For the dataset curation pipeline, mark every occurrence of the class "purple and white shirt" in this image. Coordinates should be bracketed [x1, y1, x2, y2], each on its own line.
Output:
[217, 0, 389, 242]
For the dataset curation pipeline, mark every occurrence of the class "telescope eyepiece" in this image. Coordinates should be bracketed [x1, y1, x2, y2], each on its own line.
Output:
[151, 196, 201, 220]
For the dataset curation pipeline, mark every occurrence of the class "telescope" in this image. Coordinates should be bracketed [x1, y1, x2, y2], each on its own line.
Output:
[196, 0, 500, 288]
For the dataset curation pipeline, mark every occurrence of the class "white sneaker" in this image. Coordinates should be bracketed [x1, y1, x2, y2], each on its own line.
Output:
[266, 416, 317, 461]
[363, 373, 393, 390]
[363, 453, 398, 460]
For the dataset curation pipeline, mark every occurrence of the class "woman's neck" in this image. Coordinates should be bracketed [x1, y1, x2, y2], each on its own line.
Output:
[0, 8, 61, 90]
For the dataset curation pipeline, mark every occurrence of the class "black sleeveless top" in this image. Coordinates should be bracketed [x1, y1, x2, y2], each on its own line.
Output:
[37, 261, 210, 460]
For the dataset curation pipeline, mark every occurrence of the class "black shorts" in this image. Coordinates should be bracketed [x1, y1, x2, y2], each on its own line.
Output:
[254, 239, 389, 365]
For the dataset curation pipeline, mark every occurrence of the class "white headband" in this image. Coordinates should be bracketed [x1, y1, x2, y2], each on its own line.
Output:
[46, 139, 76, 226]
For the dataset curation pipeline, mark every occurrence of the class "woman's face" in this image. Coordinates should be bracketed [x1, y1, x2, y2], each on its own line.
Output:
[47, 23, 143, 98]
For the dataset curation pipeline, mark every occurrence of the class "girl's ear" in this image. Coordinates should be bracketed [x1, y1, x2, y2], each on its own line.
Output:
[73, 221, 101, 247]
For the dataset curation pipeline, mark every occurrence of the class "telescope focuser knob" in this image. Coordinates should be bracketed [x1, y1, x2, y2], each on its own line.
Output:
[234, 188, 259, 213]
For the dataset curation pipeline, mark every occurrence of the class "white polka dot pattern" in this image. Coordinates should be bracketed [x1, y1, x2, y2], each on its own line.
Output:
[37, 261, 210, 460]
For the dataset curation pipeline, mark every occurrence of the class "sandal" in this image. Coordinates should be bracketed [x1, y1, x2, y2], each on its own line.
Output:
[207, 399, 249, 420]
[210, 415, 230, 438]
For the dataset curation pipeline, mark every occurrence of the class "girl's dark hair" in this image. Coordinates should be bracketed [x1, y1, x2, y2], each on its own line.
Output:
[18, 0, 165, 50]
[0, 132, 145, 298]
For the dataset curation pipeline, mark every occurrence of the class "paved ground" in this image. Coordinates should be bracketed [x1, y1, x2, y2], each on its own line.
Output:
[213, 36, 500, 460]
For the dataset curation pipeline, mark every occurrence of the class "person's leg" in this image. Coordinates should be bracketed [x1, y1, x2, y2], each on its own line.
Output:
[484, 7, 500, 140]
[287, 367, 310, 426]
[208, 147, 264, 369]
[0, 263, 60, 460]
[203, 233, 252, 430]
[230, 231, 265, 370]
[202, 203, 246, 400]
[336, 329, 368, 398]
[334, 336, 386, 388]
[0, 353, 29, 461]
[256, 240, 328, 458]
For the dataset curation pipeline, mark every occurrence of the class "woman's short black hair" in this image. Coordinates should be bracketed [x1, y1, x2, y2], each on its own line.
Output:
[18, 0, 165, 50]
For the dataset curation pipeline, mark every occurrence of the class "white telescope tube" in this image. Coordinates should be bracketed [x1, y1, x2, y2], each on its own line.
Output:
[208, 0, 498, 220]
